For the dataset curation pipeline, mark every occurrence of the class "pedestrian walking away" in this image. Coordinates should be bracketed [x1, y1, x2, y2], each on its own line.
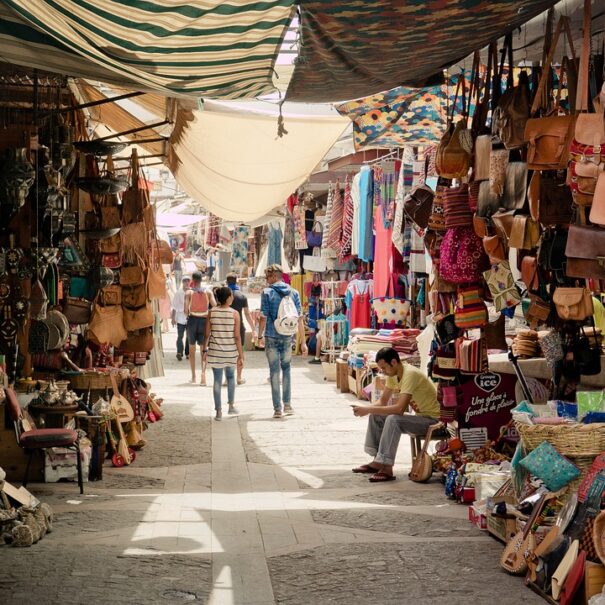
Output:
[171, 275, 191, 361]
[258, 264, 307, 418]
[172, 249, 185, 289]
[184, 271, 216, 386]
[351, 347, 439, 483]
[226, 272, 256, 384]
[203, 286, 244, 421]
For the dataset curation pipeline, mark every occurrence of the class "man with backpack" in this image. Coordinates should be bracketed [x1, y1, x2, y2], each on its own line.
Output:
[185, 271, 216, 385]
[258, 264, 307, 418]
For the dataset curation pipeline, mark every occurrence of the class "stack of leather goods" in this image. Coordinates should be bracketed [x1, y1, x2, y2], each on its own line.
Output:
[512, 329, 539, 358]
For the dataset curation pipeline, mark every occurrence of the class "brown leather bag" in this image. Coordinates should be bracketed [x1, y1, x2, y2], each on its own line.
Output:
[484, 314, 507, 351]
[100, 285, 122, 306]
[120, 327, 154, 353]
[483, 234, 507, 262]
[491, 210, 515, 241]
[157, 239, 174, 265]
[404, 185, 434, 229]
[473, 214, 491, 239]
[553, 287, 593, 321]
[521, 256, 539, 291]
[565, 224, 605, 279]
[493, 70, 531, 150]
[524, 16, 578, 170]
[99, 233, 121, 254]
[120, 265, 145, 286]
[62, 297, 92, 324]
[122, 303, 154, 331]
[436, 77, 471, 179]
[509, 215, 540, 250]
[528, 171, 574, 226]
[525, 114, 576, 170]
[121, 285, 146, 309]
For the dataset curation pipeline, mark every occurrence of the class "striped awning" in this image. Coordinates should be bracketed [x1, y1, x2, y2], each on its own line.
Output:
[0, 0, 294, 99]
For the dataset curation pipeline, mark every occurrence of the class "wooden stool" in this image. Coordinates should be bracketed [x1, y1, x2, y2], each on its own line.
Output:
[409, 423, 450, 459]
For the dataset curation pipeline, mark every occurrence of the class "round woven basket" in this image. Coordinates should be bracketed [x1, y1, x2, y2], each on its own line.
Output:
[516, 423, 605, 457]
[593, 511, 605, 566]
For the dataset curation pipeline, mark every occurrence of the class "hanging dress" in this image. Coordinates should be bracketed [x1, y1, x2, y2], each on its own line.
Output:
[350, 281, 372, 330]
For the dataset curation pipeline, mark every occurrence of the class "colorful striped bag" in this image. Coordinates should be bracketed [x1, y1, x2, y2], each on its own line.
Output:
[454, 287, 487, 329]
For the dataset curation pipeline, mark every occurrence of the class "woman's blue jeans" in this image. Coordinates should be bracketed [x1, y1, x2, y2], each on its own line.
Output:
[212, 366, 235, 410]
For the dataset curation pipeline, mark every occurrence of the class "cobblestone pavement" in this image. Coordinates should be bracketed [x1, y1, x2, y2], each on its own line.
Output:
[0, 330, 542, 605]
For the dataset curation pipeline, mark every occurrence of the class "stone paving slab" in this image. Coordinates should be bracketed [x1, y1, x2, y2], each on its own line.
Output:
[0, 332, 537, 605]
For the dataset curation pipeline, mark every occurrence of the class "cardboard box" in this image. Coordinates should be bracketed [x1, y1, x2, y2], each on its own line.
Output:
[44, 445, 91, 483]
[486, 514, 517, 544]
[468, 505, 488, 531]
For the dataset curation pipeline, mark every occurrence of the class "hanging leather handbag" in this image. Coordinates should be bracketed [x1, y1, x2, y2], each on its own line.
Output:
[403, 185, 434, 230]
[524, 16, 577, 170]
[436, 76, 471, 179]
[120, 265, 145, 286]
[122, 303, 154, 332]
[484, 314, 507, 350]
[502, 162, 528, 210]
[62, 297, 93, 324]
[553, 288, 593, 321]
[474, 135, 491, 181]
[100, 205, 121, 230]
[565, 224, 605, 280]
[473, 214, 492, 239]
[521, 256, 540, 291]
[509, 215, 540, 250]
[574, 326, 602, 376]
[476, 180, 499, 217]
[120, 327, 154, 353]
[491, 210, 515, 241]
[88, 302, 127, 346]
[525, 114, 576, 171]
[100, 285, 122, 306]
[528, 171, 574, 226]
[156, 239, 174, 265]
[121, 285, 147, 309]
[482, 234, 507, 262]
[492, 71, 531, 150]
[98, 232, 121, 254]
[539, 227, 568, 273]
[589, 172, 605, 226]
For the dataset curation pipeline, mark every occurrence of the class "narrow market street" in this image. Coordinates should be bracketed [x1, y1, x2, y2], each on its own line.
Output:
[1, 333, 540, 605]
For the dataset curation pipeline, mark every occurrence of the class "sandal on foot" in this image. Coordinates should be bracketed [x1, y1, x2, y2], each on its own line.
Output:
[369, 471, 396, 483]
[352, 464, 381, 474]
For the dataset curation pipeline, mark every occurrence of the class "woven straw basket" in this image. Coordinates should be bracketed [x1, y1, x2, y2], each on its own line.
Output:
[516, 423, 605, 457]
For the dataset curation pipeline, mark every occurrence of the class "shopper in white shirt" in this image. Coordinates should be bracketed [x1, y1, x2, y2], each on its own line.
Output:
[171, 275, 191, 361]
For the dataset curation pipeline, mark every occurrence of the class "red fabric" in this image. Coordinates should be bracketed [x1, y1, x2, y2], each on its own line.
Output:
[351, 286, 371, 329]
[373, 206, 394, 297]
[20, 428, 78, 449]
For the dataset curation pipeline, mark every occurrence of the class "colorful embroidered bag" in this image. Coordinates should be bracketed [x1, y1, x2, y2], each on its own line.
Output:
[439, 227, 489, 284]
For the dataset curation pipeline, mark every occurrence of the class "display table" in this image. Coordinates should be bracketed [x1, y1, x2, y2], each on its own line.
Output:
[488, 353, 605, 387]
[28, 403, 79, 429]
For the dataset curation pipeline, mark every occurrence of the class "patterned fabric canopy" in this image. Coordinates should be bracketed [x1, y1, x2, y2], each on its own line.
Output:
[286, 0, 558, 102]
[336, 74, 472, 149]
[0, 0, 294, 98]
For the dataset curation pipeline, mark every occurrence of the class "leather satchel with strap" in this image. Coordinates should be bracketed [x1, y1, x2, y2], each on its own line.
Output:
[436, 75, 471, 179]
[524, 16, 578, 171]
[409, 422, 444, 483]
[492, 34, 531, 149]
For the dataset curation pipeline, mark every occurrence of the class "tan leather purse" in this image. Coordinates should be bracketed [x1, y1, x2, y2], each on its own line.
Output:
[553, 287, 593, 321]
[589, 172, 605, 226]
[524, 16, 577, 171]
[122, 303, 154, 331]
[482, 234, 507, 262]
[509, 215, 540, 250]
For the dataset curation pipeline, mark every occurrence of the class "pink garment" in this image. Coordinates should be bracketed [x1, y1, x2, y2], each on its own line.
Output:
[373, 206, 394, 298]
[350, 284, 371, 329]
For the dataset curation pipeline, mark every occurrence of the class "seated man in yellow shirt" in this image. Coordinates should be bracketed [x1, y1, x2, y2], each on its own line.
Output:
[352, 347, 440, 482]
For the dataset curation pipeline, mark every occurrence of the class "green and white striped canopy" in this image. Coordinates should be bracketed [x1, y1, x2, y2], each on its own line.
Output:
[0, 0, 294, 98]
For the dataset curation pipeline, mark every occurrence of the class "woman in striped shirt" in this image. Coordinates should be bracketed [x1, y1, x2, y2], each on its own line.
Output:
[203, 286, 244, 421]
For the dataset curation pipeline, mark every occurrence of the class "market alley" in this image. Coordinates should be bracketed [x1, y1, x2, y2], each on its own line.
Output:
[0, 333, 540, 605]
